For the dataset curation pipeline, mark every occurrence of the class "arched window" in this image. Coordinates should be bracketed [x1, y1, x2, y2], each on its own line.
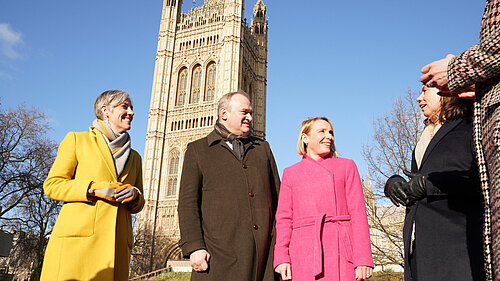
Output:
[177, 68, 187, 106]
[205, 62, 216, 101]
[168, 150, 180, 196]
[167, 179, 177, 197]
[169, 151, 179, 175]
[191, 65, 202, 104]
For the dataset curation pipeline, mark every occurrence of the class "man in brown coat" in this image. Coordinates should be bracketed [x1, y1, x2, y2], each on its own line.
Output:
[178, 90, 280, 281]
[420, 1, 499, 280]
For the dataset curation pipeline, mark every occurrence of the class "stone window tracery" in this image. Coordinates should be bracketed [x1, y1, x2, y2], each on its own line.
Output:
[167, 150, 180, 196]
[177, 68, 188, 106]
[191, 65, 202, 104]
[205, 62, 216, 101]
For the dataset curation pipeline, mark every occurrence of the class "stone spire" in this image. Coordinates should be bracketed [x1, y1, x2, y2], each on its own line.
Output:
[251, 0, 267, 39]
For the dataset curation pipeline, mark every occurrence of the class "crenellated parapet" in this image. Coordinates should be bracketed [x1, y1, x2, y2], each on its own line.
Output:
[178, 0, 225, 31]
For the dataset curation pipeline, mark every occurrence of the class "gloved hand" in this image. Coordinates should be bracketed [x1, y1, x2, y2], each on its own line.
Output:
[88, 182, 130, 202]
[114, 184, 138, 203]
[403, 170, 427, 200]
[384, 175, 409, 207]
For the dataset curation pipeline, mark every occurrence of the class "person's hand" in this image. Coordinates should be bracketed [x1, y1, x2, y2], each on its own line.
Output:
[438, 85, 476, 99]
[384, 175, 409, 207]
[190, 249, 210, 272]
[114, 184, 138, 203]
[456, 90, 476, 99]
[89, 182, 128, 202]
[403, 170, 426, 200]
[421, 54, 455, 94]
[275, 263, 292, 280]
[355, 266, 373, 280]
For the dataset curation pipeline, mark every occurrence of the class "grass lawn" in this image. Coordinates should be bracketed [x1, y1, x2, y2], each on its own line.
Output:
[146, 271, 403, 281]
[146, 272, 191, 281]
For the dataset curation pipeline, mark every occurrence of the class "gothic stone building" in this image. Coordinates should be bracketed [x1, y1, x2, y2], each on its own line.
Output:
[135, 0, 269, 256]
[363, 174, 405, 272]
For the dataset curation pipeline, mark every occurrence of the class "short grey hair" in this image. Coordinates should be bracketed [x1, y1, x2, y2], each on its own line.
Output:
[94, 90, 131, 120]
[217, 90, 251, 117]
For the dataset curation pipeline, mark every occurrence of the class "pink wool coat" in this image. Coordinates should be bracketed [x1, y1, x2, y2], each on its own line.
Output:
[274, 154, 373, 281]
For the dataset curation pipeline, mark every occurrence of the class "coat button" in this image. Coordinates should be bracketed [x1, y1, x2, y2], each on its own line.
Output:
[243, 164, 248, 169]
[249, 192, 255, 197]
[253, 224, 259, 230]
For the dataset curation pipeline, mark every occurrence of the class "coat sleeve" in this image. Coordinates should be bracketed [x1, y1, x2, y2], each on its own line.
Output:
[44, 132, 93, 202]
[448, 29, 500, 92]
[266, 141, 280, 214]
[273, 168, 292, 268]
[178, 143, 206, 257]
[264, 141, 281, 277]
[125, 151, 145, 214]
[345, 160, 374, 268]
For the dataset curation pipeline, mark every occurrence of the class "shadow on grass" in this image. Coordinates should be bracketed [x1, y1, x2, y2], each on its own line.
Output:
[144, 270, 403, 281]
[141, 271, 191, 281]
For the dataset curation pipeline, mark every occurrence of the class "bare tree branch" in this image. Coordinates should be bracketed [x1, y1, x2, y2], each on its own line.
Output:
[0, 102, 61, 280]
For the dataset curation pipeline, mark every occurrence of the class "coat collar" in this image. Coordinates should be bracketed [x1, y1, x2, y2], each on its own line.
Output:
[207, 129, 223, 146]
[206, 129, 259, 160]
[302, 153, 336, 173]
[419, 118, 462, 170]
[90, 126, 118, 181]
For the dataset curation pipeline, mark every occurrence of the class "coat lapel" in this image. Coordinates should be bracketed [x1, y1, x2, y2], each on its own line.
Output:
[242, 138, 257, 160]
[90, 127, 118, 181]
[419, 119, 462, 170]
[303, 153, 334, 174]
[118, 157, 131, 182]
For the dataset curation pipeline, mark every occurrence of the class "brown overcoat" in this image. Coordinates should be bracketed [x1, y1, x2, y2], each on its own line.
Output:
[178, 130, 280, 281]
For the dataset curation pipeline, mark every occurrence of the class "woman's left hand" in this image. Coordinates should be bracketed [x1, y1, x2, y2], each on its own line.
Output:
[355, 266, 373, 280]
[115, 185, 139, 203]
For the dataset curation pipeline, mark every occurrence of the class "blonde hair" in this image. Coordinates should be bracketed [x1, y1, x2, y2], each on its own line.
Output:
[297, 117, 337, 157]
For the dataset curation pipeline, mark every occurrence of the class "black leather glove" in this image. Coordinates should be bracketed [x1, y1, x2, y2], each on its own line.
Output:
[403, 170, 426, 200]
[384, 175, 409, 207]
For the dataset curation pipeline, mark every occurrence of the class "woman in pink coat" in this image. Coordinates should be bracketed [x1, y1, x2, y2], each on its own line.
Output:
[274, 117, 374, 281]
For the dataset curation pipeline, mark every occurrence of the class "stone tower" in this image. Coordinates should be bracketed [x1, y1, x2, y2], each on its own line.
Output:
[135, 0, 268, 263]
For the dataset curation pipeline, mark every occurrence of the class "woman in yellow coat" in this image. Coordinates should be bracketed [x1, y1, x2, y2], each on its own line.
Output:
[40, 90, 145, 281]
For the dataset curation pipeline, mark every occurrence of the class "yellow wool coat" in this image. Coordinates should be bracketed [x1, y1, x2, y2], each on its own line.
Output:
[40, 127, 144, 281]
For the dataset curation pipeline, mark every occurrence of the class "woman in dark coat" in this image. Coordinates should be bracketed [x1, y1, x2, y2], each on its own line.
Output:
[385, 85, 485, 281]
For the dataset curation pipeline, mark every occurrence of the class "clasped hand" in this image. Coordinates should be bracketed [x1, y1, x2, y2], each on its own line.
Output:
[190, 249, 210, 272]
[355, 266, 373, 280]
[384, 171, 426, 207]
[275, 263, 291, 280]
[89, 181, 138, 203]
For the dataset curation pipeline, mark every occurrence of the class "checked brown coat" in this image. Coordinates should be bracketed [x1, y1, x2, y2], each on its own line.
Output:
[447, 0, 500, 280]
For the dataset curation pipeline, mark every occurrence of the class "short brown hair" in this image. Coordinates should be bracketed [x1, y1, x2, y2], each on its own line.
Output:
[217, 90, 251, 118]
[94, 90, 131, 120]
[297, 117, 337, 156]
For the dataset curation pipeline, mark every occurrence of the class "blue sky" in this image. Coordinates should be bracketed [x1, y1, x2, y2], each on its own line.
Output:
[0, 0, 484, 182]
